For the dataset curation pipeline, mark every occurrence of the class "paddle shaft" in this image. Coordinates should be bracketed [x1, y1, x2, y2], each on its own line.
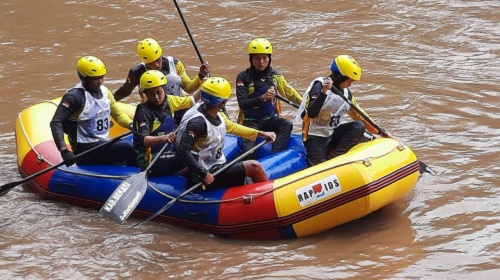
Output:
[275, 94, 299, 109]
[134, 139, 269, 227]
[144, 134, 175, 173]
[0, 131, 133, 197]
[329, 86, 388, 137]
[277, 89, 378, 142]
[173, 0, 205, 66]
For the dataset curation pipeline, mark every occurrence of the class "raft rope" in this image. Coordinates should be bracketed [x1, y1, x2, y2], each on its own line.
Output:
[18, 101, 411, 198]
[18, 100, 130, 179]
[18, 100, 61, 167]
[146, 140, 408, 205]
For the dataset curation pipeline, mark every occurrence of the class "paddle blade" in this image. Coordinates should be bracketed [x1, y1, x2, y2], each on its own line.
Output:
[99, 172, 148, 225]
[419, 161, 435, 175]
[0, 180, 22, 197]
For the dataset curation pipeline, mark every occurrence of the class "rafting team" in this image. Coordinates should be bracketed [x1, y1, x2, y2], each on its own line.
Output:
[50, 37, 392, 190]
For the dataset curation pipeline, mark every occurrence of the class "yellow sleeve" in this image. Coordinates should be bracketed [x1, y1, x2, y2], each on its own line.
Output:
[176, 60, 202, 94]
[166, 95, 195, 113]
[108, 89, 132, 128]
[275, 75, 302, 105]
[347, 96, 379, 134]
[222, 112, 258, 140]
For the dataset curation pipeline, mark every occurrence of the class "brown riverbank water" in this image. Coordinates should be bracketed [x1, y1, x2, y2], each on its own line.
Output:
[0, 0, 498, 279]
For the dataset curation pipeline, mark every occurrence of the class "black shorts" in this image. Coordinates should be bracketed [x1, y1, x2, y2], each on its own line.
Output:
[151, 155, 247, 189]
[148, 152, 184, 177]
[205, 161, 246, 190]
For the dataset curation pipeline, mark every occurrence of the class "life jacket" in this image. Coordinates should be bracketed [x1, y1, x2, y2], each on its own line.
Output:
[164, 56, 182, 96]
[149, 113, 175, 153]
[176, 103, 227, 170]
[138, 56, 182, 100]
[74, 83, 111, 143]
[299, 78, 350, 140]
[242, 76, 276, 120]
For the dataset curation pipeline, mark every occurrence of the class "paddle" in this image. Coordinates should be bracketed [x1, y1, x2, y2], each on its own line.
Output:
[277, 89, 376, 142]
[173, 0, 205, 67]
[99, 140, 173, 225]
[275, 94, 299, 109]
[174, 0, 293, 117]
[173, 0, 237, 120]
[99, 0, 221, 225]
[329, 85, 434, 174]
[133, 139, 269, 227]
[172, 0, 236, 120]
[0, 131, 133, 197]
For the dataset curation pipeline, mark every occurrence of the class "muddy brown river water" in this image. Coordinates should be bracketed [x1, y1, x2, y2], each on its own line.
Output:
[0, 0, 498, 279]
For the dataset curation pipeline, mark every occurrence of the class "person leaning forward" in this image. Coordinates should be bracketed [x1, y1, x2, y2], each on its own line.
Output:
[235, 38, 302, 156]
[114, 38, 210, 123]
[296, 55, 392, 166]
[175, 77, 276, 190]
[132, 70, 200, 175]
[50, 56, 137, 167]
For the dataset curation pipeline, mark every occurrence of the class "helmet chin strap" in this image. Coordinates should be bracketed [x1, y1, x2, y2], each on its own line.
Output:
[77, 70, 86, 82]
[77, 71, 94, 93]
[332, 72, 349, 88]
[218, 99, 227, 110]
[80, 77, 101, 95]
[159, 97, 167, 107]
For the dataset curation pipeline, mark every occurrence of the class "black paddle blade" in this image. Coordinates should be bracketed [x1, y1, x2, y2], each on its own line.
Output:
[419, 161, 435, 175]
[0, 181, 22, 197]
[99, 171, 148, 225]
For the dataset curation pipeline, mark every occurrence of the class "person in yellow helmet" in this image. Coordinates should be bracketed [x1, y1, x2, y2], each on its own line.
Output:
[50, 56, 137, 167]
[235, 38, 302, 157]
[175, 77, 276, 189]
[296, 55, 392, 165]
[132, 70, 200, 175]
[114, 38, 210, 123]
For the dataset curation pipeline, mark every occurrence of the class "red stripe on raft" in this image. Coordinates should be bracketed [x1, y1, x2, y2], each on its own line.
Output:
[286, 161, 419, 226]
[226, 229, 282, 239]
[19, 141, 62, 191]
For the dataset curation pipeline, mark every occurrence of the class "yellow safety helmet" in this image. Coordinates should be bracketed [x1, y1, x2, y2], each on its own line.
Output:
[330, 55, 362, 81]
[248, 38, 273, 55]
[137, 38, 163, 64]
[201, 77, 232, 105]
[140, 70, 168, 92]
[77, 56, 107, 78]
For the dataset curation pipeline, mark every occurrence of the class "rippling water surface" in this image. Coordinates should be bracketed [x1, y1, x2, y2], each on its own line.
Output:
[0, 0, 499, 279]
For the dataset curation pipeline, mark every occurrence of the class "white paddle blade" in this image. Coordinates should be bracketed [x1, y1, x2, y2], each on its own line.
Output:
[99, 172, 148, 225]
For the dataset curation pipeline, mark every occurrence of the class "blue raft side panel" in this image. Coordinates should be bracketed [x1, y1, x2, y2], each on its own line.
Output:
[47, 165, 137, 204]
[47, 134, 309, 227]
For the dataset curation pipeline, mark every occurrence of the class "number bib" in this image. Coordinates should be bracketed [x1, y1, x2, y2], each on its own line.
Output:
[176, 103, 227, 170]
[307, 80, 350, 138]
[75, 84, 111, 143]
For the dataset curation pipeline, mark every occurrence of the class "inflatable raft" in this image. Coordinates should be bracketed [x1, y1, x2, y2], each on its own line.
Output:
[15, 98, 420, 238]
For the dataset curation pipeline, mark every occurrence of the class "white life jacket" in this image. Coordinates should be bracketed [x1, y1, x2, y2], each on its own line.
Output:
[298, 77, 350, 138]
[176, 103, 227, 170]
[74, 83, 111, 143]
[164, 56, 182, 96]
[140, 56, 182, 96]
